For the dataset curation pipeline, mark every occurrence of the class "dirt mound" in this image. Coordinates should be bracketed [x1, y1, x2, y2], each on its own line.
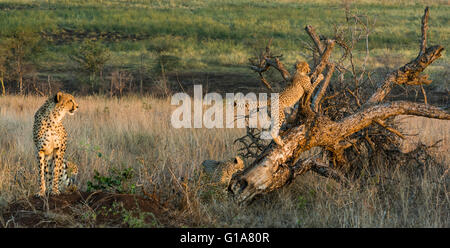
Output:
[2, 191, 180, 228]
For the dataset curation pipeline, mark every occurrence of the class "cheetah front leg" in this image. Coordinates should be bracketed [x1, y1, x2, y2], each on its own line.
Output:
[271, 110, 285, 147]
[37, 151, 48, 197]
[51, 147, 64, 195]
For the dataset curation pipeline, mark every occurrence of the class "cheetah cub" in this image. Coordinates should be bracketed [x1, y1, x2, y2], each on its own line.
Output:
[33, 92, 78, 196]
[270, 61, 312, 146]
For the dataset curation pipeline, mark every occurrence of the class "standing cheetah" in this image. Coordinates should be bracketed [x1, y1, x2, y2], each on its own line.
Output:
[270, 61, 313, 146]
[33, 92, 78, 196]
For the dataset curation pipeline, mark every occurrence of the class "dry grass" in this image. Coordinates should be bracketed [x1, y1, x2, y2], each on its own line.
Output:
[396, 116, 449, 165]
[0, 95, 448, 227]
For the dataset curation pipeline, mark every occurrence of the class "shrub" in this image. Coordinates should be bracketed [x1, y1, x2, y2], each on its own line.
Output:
[87, 167, 136, 194]
[70, 39, 110, 90]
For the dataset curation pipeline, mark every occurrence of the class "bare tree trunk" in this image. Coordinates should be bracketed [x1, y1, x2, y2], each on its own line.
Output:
[99, 70, 104, 95]
[0, 74, 5, 96]
[119, 72, 123, 97]
[17, 58, 23, 95]
[110, 73, 114, 98]
[140, 53, 144, 96]
[47, 75, 52, 95]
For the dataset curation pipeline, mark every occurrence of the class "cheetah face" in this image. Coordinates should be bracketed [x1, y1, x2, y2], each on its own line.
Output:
[295, 61, 311, 74]
[55, 92, 78, 115]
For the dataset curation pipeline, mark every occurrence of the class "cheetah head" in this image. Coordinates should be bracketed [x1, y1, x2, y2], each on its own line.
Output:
[201, 156, 245, 185]
[55, 92, 78, 115]
[295, 61, 311, 75]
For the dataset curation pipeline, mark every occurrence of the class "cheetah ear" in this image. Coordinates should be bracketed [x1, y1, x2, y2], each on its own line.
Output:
[234, 156, 243, 165]
[302, 62, 311, 74]
[55, 92, 63, 103]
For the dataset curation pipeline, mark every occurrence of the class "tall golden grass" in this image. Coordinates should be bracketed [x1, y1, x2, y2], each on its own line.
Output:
[0, 95, 448, 227]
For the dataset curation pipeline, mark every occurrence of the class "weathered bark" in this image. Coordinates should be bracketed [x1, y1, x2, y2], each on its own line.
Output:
[419, 7, 429, 57]
[310, 39, 335, 82]
[227, 7, 448, 204]
[312, 63, 335, 112]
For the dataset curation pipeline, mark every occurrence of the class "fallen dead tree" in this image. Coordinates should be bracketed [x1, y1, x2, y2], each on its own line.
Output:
[225, 7, 448, 204]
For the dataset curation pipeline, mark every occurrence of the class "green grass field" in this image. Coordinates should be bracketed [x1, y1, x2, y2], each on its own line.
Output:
[0, 0, 448, 90]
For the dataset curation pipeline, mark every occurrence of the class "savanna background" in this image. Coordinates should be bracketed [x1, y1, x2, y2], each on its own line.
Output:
[0, 0, 448, 227]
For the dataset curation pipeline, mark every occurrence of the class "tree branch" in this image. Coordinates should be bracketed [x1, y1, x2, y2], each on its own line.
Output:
[265, 57, 291, 81]
[259, 74, 273, 91]
[366, 45, 443, 105]
[419, 7, 429, 56]
[312, 63, 335, 112]
[299, 39, 336, 117]
[337, 101, 450, 139]
[373, 119, 405, 139]
[310, 40, 335, 82]
[305, 25, 325, 55]
[366, 7, 443, 105]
